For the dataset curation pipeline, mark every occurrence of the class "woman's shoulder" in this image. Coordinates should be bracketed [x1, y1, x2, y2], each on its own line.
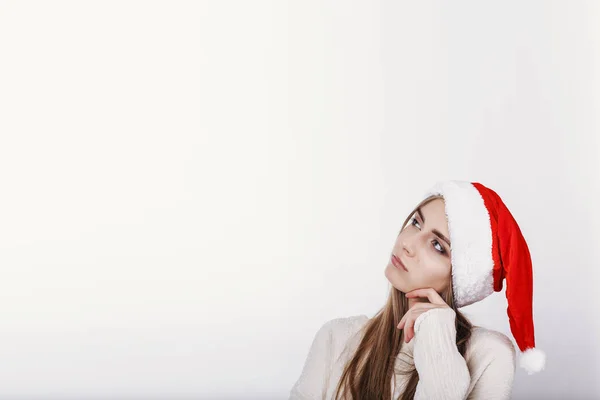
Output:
[314, 314, 370, 355]
[469, 326, 516, 351]
[320, 315, 371, 362]
[321, 314, 370, 338]
[466, 325, 517, 367]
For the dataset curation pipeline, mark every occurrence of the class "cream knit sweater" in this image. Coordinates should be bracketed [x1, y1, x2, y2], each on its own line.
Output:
[289, 307, 516, 400]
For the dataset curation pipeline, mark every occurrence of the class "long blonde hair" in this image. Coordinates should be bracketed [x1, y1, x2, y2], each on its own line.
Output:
[333, 195, 474, 400]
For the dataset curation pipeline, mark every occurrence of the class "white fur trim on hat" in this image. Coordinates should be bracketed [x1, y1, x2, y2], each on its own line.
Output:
[422, 180, 495, 308]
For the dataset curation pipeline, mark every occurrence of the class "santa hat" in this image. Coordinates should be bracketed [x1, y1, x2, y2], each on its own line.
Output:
[420, 180, 546, 375]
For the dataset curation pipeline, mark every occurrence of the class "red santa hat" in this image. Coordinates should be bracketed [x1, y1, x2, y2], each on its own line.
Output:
[421, 180, 546, 375]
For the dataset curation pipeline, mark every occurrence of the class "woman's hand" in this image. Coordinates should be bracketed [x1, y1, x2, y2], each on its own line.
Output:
[397, 288, 451, 343]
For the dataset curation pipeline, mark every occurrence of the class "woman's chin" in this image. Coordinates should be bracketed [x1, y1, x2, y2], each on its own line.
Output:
[384, 264, 408, 290]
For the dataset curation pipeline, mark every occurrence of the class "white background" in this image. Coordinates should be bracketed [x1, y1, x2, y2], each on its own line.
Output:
[0, 1, 598, 399]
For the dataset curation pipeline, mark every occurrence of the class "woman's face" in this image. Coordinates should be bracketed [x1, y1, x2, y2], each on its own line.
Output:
[384, 198, 452, 294]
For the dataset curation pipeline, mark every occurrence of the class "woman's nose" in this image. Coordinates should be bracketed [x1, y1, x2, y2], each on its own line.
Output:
[402, 239, 415, 257]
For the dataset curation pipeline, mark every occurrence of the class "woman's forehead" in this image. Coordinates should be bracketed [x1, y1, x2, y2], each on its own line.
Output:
[416, 199, 450, 237]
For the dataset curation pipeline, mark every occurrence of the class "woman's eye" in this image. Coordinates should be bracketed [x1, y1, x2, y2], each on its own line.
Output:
[411, 217, 446, 255]
[433, 240, 446, 255]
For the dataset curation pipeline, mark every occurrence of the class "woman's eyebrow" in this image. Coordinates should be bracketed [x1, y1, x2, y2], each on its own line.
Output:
[416, 208, 452, 247]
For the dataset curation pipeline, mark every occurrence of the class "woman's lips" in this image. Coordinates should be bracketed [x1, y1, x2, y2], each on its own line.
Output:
[391, 254, 408, 272]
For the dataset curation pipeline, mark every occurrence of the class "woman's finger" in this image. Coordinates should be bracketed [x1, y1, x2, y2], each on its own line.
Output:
[405, 304, 441, 342]
[397, 311, 409, 329]
[397, 302, 437, 330]
[397, 301, 435, 329]
[404, 312, 417, 342]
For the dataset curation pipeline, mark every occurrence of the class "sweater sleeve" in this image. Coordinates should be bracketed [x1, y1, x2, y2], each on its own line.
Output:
[465, 331, 516, 400]
[412, 307, 471, 400]
[289, 319, 336, 400]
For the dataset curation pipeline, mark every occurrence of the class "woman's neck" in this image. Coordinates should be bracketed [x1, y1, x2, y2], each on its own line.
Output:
[407, 296, 429, 310]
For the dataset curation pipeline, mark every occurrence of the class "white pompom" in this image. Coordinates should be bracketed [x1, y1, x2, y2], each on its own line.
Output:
[519, 347, 546, 375]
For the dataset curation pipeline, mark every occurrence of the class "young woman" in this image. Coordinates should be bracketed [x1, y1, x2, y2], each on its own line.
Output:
[289, 180, 546, 400]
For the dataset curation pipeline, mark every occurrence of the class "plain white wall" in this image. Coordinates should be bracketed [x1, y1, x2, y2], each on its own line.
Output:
[0, 1, 598, 399]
